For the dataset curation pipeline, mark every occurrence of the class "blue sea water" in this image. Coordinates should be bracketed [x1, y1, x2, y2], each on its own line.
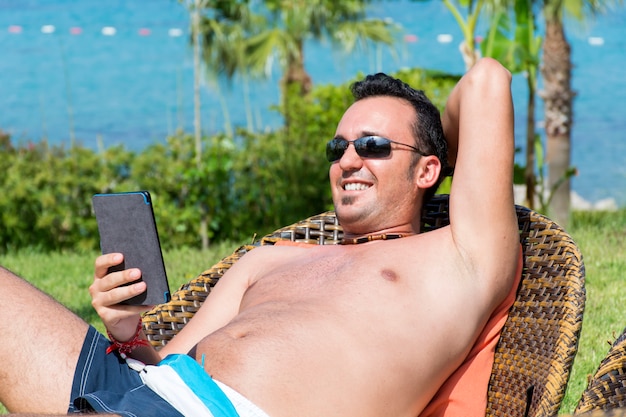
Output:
[1, 0, 625, 206]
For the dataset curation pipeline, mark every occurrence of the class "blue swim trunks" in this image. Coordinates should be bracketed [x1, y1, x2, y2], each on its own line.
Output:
[68, 326, 268, 417]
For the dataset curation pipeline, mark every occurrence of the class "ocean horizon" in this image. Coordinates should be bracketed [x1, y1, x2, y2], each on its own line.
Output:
[1, 0, 625, 207]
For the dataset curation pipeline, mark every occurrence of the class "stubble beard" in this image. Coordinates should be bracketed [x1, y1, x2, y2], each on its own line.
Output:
[336, 195, 373, 233]
[341, 195, 356, 206]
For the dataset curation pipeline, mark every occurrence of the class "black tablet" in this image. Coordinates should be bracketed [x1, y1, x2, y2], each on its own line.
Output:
[92, 191, 171, 306]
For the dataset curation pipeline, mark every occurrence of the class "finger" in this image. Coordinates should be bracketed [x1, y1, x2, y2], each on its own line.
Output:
[90, 268, 145, 309]
[94, 253, 123, 279]
[93, 268, 145, 297]
[92, 280, 147, 310]
[92, 267, 143, 296]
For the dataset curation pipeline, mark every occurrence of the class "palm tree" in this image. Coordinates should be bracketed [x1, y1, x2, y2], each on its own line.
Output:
[182, 0, 261, 249]
[541, 0, 575, 226]
[194, 0, 254, 132]
[196, 0, 397, 128]
[178, 0, 210, 248]
[541, 0, 622, 227]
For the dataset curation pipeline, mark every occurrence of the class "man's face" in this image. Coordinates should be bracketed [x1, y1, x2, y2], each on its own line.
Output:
[329, 96, 422, 235]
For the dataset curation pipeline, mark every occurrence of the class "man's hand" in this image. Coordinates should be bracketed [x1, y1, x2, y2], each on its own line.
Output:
[90, 253, 151, 342]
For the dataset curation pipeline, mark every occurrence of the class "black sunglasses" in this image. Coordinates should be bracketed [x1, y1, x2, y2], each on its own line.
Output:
[326, 136, 424, 162]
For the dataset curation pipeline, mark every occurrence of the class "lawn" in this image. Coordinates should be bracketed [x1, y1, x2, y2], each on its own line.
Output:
[559, 209, 626, 412]
[1, 208, 625, 414]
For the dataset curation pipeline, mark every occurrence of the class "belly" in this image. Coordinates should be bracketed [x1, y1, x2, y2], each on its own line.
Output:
[193, 293, 448, 417]
[197, 299, 364, 381]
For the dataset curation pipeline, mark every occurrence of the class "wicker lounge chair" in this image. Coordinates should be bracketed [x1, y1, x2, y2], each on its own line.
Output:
[571, 411, 626, 417]
[575, 327, 626, 414]
[142, 194, 586, 417]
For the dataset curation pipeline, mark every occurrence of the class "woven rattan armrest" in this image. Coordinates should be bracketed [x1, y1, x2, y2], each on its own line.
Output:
[575, 328, 626, 413]
[571, 410, 626, 417]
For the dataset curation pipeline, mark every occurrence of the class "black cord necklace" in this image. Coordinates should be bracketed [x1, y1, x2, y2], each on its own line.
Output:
[340, 233, 409, 245]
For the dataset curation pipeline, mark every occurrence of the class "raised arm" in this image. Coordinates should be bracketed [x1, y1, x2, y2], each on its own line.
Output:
[442, 58, 518, 279]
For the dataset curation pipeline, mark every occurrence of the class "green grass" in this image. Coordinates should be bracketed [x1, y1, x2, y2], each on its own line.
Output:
[1, 209, 625, 414]
[560, 209, 626, 412]
[0, 241, 243, 336]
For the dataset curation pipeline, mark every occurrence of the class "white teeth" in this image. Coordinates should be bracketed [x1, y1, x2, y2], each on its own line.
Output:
[344, 183, 370, 191]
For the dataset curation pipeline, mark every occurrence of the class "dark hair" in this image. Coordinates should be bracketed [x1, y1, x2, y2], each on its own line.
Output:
[350, 73, 448, 203]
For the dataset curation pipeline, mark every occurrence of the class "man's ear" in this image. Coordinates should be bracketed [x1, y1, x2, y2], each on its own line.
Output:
[415, 155, 441, 188]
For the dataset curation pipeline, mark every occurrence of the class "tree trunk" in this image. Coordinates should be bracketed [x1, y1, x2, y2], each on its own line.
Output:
[540, 18, 575, 227]
[459, 40, 481, 71]
[284, 41, 313, 96]
[525, 76, 536, 209]
[282, 40, 312, 135]
[193, 0, 209, 249]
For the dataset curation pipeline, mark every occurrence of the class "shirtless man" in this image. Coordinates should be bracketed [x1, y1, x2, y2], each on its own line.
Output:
[0, 58, 518, 416]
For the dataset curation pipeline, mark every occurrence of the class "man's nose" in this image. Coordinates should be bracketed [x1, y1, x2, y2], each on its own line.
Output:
[338, 142, 364, 170]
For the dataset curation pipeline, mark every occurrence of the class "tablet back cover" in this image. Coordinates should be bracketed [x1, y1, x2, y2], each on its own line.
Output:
[92, 191, 171, 305]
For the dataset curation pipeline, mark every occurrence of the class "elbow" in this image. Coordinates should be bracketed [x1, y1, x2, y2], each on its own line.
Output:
[463, 58, 512, 104]
[471, 58, 512, 86]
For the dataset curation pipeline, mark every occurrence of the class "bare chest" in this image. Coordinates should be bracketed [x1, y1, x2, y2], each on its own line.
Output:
[239, 241, 446, 311]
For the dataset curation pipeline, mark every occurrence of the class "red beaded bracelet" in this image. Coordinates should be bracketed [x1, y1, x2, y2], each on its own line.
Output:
[106, 318, 150, 357]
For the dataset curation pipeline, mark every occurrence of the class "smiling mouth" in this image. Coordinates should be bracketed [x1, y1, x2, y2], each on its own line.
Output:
[344, 183, 370, 191]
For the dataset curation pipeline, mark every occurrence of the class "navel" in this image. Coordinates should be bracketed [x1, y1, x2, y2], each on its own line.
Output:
[381, 268, 399, 282]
